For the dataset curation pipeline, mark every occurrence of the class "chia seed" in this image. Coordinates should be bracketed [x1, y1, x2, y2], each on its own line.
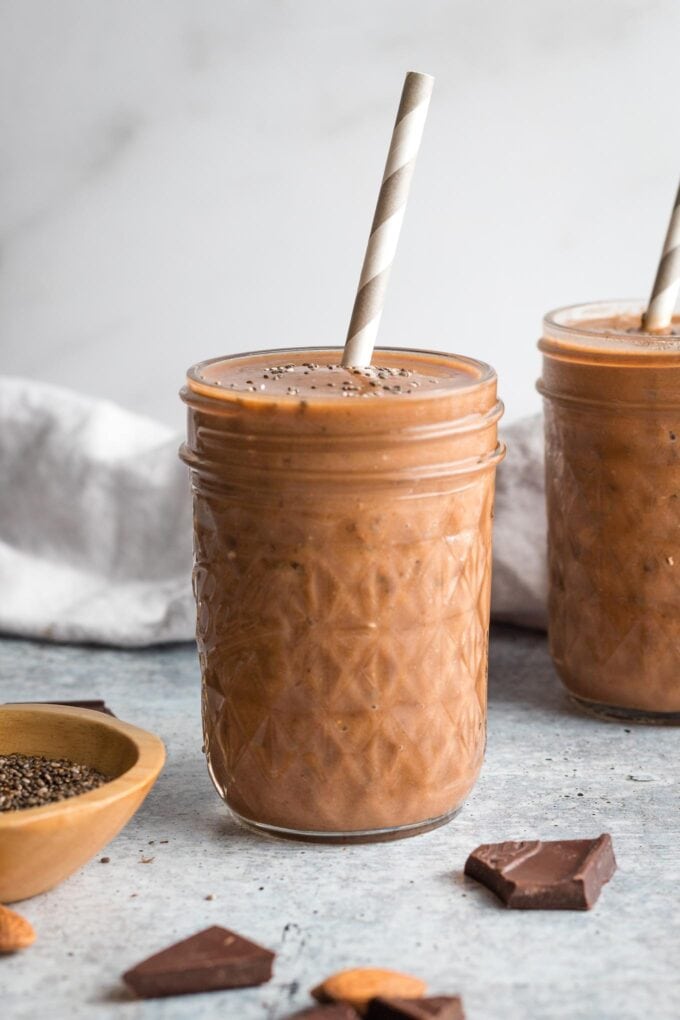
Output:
[0, 753, 110, 811]
[229, 362, 424, 396]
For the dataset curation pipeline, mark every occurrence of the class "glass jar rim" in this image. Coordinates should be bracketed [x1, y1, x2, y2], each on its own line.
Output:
[185, 345, 497, 404]
[542, 299, 680, 355]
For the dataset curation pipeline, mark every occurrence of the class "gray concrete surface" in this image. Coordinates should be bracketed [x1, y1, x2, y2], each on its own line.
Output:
[1, 626, 678, 1020]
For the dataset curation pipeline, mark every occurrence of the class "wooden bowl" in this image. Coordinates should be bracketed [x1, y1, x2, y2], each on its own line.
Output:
[0, 704, 165, 902]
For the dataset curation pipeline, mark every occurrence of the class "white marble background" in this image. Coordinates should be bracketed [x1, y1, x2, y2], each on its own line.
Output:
[2, 0, 680, 427]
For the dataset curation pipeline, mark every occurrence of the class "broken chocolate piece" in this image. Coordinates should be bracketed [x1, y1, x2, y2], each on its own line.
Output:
[8, 699, 115, 716]
[122, 925, 274, 998]
[290, 1006, 360, 1019]
[366, 996, 465, 1019]
[464, 833, 616, 910]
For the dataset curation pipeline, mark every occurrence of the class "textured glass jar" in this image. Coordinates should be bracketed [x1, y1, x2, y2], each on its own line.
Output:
[180, 347, 505, 841]
[539, 301, 680, 721]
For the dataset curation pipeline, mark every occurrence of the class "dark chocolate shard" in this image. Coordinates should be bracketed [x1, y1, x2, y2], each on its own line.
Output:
[122, 925, 274, 998]
[290, 1006, 360, 1019]
[8, 699, 115, 716]
[366, 996, 465, 1019]
[464, 833, 616, 910]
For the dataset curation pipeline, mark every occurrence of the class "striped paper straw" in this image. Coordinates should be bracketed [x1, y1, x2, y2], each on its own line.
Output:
[341, 71, 434, 367]
[643, 179, 680, 332]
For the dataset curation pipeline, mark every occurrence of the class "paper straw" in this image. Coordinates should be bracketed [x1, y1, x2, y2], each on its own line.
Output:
[341, 71, 434, 368]
[643, 179, 680, 332]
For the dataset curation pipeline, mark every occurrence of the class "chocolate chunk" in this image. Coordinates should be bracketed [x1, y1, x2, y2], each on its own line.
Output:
[122, 925, 274, 998]
[290, 1006, 360, 1019]
[464, 833, 616, 909]
[8, 699, 115, 716]
[366, 996, 465, 1019]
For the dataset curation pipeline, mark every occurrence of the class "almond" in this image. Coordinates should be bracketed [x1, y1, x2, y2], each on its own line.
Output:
[312, 968, 426, 1012]
[0, 904, 36, 953]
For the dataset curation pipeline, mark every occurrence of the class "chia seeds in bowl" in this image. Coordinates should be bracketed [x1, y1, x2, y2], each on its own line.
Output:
[0, 753, 110, 811]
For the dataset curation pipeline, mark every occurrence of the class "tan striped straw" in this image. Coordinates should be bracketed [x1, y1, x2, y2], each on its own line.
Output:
[643, 178, 680, 333]
[342, 71, 434, 368]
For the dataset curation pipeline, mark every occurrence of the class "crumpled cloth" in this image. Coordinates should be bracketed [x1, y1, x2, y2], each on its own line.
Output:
[0, 377, 547, 647]
[491, 414, 548, 630]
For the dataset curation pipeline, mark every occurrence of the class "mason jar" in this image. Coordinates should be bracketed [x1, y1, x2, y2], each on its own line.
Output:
[539, 300, 680, 721]
[181, 346, 505, 840]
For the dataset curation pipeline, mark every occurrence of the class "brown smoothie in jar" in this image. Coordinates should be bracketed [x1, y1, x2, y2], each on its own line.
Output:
[181, 348, 504, 837]
[539, 304, 680, 717]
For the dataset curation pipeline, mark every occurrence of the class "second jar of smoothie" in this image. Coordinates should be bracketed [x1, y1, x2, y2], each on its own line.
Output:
[181, 347, 504, 840]
[539, 300, 680, 720]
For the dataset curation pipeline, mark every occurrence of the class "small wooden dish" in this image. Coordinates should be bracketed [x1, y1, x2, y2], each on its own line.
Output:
[0, 704, 165, 902]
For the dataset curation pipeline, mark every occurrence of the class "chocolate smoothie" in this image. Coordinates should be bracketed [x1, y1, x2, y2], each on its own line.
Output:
[539, 301, 680, 719]
[181, 347, 504, 839]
